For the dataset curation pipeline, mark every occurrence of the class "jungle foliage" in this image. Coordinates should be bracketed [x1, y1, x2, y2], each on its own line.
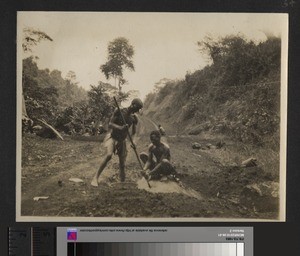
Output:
[144, 35, 281, 148]
[22, 57, 123, 135]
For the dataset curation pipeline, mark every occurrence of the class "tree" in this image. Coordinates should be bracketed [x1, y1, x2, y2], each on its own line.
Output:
[22, 27, 53, 119]
[23, 57, 59, 123]
[87, 83, 114, 122]
[22, 27, 53, 53]
[65, 71, 78, 84]
[100, 37, 135, 91]
[197, 35, 280, 86]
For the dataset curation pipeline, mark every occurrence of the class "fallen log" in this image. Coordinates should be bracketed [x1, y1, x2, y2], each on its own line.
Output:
[38, 119, 64, 140]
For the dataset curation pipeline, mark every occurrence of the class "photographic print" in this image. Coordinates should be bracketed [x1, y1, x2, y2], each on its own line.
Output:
[17, 12, 288, 221]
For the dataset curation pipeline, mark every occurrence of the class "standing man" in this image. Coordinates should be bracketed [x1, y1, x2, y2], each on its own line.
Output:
[140, 130, 179, 181]
[91, 98, 143, 187]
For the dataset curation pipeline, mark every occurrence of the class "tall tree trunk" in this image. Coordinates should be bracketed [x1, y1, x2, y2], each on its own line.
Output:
[22, 93, 28, 118]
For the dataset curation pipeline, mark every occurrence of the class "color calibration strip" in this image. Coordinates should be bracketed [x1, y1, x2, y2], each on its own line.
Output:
[72, 242, 244, 256]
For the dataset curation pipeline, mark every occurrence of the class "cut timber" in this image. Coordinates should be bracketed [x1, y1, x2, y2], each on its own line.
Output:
[38, 119, 64, 140]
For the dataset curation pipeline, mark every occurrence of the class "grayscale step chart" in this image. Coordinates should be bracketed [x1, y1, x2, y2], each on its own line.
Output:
[57, 227, 252, 256]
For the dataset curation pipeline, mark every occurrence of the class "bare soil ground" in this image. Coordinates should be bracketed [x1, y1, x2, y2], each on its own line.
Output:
[20, 116, 280, 220]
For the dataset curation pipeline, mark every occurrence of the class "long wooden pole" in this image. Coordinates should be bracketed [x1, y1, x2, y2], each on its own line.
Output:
[113, 97, 151, 188]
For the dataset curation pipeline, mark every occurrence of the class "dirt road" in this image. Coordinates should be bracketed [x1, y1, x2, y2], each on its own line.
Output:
[20, 115, 279, 220]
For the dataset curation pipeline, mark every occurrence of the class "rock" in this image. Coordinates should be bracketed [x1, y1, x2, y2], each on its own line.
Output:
[240, 181, 279, 212]
[206, 143, 216, 149]
[192, 142, 202, 149]
[206, 143, 212, 149]
[69, 178, 84, 183]
[241, 157, 257, 167]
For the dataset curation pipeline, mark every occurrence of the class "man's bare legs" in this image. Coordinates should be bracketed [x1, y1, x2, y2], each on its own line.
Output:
[119, 154, 126, 182]
[148, 159, 176, 180]
[91, 139, 114, 187]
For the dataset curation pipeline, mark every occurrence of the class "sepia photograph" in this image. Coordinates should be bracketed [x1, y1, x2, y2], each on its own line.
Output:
[16, 12, 288, 221]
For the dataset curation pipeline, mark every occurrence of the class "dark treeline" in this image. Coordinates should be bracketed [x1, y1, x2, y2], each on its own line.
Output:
[144, 35, 281, 148]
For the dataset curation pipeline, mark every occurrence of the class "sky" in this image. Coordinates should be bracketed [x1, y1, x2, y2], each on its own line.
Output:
[17, 12, 288, 100]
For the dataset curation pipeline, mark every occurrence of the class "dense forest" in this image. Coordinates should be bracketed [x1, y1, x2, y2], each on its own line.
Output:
[144, 35, 281, 149]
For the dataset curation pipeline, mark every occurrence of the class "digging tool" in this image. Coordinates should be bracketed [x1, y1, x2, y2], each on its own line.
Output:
[113, 97, 151, 188]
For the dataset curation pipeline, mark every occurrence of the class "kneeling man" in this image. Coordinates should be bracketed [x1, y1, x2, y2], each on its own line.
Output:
[140, 130, 178, 181]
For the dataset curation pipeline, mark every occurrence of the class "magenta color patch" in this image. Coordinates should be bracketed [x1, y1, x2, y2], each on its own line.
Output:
[67, 229, 77, 241]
